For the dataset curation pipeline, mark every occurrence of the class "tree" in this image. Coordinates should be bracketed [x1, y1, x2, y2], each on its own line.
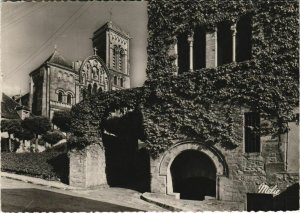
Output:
[14, 127, 34, 151]
[1, 119, 22, 152]
[52, 111, 71, 132]
[21, 116, 51, 152]
[42, 130, 65, 147]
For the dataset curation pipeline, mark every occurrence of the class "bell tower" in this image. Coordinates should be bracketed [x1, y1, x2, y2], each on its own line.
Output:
[92, 21, 131, 90]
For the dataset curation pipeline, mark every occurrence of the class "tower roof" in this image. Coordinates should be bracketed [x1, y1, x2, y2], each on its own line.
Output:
[45, 50, 73, 69]
[93, 21, 131, 39]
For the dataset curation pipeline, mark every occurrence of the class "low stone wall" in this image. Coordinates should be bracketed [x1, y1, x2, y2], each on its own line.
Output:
[69, 143, 107, 188]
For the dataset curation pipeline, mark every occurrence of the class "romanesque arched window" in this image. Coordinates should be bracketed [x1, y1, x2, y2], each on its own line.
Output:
[119, 48, 124, 72]
[67, 94, 72, 105]
[81, 73, 86, 84]
[113, 45, 125, 72]
[58, 92, 63, 103]
[93, 83, 98, 94]
[88, 84, 92, 96]
[81, 89, 86, 100]
[114, 76, 118, 85]
[120, 78, 124, 87]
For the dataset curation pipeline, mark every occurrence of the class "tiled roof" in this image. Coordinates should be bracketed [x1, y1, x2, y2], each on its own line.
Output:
[1, 93, 20, 119]
[46, 50, 72, 69]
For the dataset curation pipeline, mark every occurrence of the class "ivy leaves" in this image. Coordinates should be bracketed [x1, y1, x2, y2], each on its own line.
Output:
[69, 1, 298, 158]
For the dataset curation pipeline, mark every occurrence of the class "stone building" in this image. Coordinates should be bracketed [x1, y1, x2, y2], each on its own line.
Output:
[147, 9, 299, 211]
[28, 21, 131, 119]
[67, 2, 298, 211]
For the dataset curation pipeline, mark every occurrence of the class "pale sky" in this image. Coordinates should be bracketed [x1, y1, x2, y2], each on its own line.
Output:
[1, 1, 148, 96]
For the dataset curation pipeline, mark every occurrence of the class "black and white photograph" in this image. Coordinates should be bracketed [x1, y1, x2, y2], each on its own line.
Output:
[1, 0, 299, 212]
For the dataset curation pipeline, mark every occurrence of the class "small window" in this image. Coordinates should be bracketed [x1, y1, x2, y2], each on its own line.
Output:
[177, 33, 189, 74]
[93, 83, 97, 94]
[120, 78, 124, 87]
[193, 26, 206, 70]
[88, 84, 92, 96]
[236, 14, 252, 62]
[244, 112, 260, 153]
[217, 21, 233, 66]
[114, 76, 118, 85]
[58, 92, 63, 103]
[67, 94, 72, 104]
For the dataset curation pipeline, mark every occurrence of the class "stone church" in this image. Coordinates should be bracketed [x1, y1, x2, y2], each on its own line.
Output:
[28, 21, 131, 119]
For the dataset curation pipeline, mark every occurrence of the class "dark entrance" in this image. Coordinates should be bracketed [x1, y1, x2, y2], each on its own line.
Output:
[247, 193, 273, 211]
[170, 150, 216, 200]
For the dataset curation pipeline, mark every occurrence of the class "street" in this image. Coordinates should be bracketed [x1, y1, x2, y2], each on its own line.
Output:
[1, 178, 154, 212]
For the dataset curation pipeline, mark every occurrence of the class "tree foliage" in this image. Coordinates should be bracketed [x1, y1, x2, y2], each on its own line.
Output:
[42, 130, 65, 146]
[21, 116, 51, 152]
[1, 119, 22, 135]
[52, 111, 71, 132]
[22, 116, 51, 137]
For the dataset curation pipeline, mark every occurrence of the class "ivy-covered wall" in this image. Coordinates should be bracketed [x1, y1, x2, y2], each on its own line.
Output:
[69, 0, 298, 159]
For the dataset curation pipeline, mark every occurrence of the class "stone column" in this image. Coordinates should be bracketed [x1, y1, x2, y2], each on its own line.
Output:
[41, 68, 48, 117]
[29, 76, 34, 112]
[174, 42, 178, 76]
[206, 27, 218, 68]
[231, 23, 237, 62]
[188, 32, 194, 72]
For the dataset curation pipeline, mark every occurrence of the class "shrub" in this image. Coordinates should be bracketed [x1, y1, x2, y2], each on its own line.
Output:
[1, 151, 69, 182]
[42, 130, 65, 146]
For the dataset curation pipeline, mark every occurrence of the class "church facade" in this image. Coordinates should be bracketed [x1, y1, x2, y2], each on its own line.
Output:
[28, 21, 131, 119]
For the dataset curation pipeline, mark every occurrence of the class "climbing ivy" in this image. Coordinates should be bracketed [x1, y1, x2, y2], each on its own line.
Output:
[69, 0, 299, 158]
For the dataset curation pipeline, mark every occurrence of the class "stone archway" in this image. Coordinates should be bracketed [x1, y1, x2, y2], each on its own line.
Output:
[170, 150, 217, 200]
[150, 141, 228, 200]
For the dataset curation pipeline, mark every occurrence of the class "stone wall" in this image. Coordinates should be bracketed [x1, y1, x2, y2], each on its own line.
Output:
[69, 143, 107, 188]
[150, 108, 299, 202]
[49, 66, 76, 103]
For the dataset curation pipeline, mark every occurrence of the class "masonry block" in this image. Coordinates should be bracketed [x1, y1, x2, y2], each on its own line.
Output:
[206, 30, 217, 68]
[69, 143, 107, 188]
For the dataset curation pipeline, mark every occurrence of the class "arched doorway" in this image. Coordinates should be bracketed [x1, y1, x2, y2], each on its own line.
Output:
[152, 142, 228, 199]
[171, 150, 216, 200]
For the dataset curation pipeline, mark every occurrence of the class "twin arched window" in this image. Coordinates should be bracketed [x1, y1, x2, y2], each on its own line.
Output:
[113, 45, 125, 72]
[57, 90, 73, 105]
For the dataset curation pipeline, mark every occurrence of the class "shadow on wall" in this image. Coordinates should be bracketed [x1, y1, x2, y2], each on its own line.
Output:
[102, 133, 150, 192]
[101, 110, 150, 192]
[47, 152, 69, 184]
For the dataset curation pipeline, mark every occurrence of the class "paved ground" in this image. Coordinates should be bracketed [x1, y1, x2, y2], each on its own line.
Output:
[1, 177, 166, 212]
[1, 173, 246, 211]
[142, 192, 245, 211]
